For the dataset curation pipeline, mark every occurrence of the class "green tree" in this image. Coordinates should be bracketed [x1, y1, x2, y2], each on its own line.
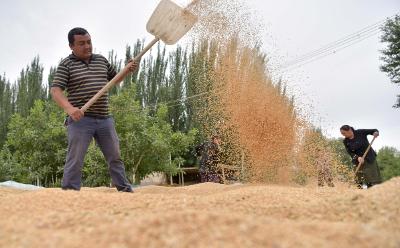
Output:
[0, 147, 19, 181]
[186, 40, 219, 135]
[15, 56, 47, 116]
[47, 66, 57, 100]
[3, 100, 66, 186]
[1, 98, 115, 187]
[328, 137, 353, 169]
[145, 43, 168, 112]
[122, 40, 144, 90]
[377, 146, 400, 181]
[82, 142, 109, 187]
[110, 85, 197, 184]
[131, 42, 168, 110]
[164, 46, 188, 132]
[0, 74, 14, 148]
[108, 50, 122, 96]
[380, 15, 400, 108]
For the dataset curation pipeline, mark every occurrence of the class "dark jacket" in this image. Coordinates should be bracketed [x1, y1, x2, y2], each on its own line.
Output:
[195, 141, 220, 171]
[343, 128, 378, 165]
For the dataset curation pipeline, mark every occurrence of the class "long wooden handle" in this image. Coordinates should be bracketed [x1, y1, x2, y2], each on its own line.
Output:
[81, 37, 160, 112]
[354, 136, 376, 174]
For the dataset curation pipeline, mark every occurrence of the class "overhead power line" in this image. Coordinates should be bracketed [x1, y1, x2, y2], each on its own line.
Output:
[281, 14, 397, 71]
[285, 25, 381, 67]
[284, 29, 382, 71]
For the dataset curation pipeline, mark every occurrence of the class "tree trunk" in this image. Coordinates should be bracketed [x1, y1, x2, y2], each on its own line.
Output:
[132, 154, 144, 185]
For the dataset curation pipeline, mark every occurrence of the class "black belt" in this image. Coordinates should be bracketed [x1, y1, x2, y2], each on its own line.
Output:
[65, 115, 111, 120]
[84, 115, 111, 119]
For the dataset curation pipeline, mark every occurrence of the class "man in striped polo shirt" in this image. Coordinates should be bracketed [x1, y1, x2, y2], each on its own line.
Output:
[51, 27, 138, 192]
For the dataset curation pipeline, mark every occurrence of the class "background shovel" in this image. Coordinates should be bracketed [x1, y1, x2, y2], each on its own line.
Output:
[354, 136, 376, 175]
[81, 0, 197, 112]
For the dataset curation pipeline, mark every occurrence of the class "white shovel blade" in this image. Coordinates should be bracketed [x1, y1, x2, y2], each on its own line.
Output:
[146, 0, 197, 45]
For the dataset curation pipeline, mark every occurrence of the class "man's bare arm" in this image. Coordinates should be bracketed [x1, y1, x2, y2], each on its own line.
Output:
[50, 87, 84, 121]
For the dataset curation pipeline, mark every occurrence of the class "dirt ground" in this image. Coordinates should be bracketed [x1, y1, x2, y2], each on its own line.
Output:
[1, 178, 399, 248]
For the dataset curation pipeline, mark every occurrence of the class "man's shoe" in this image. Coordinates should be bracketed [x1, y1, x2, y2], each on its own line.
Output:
[61, 187, 80, 191]
[118, 186, 133, 193]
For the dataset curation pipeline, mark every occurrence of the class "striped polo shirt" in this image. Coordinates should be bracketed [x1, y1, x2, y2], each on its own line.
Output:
[51, 53, 117, 118]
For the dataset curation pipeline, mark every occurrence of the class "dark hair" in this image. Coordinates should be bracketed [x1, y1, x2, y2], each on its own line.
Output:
[340, 125, 352, 131]
[68, 27, 89, 45]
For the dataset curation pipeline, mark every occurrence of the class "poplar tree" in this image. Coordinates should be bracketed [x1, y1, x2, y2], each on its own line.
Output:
[108, 50, 122, 96]
[15, 56, 46, 117]
[0, 74, 14, 147]
[165, 46, 188, 132]
[380, 15, 400, 108]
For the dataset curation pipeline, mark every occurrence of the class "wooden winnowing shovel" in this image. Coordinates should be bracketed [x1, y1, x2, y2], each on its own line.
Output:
[354, 136, 376, 175]
[81, 0, 197, 112]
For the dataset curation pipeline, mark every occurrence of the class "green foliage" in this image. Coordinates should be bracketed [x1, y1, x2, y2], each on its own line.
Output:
[0, 57, 47, 148]
[164, 46, 188, 132]
[4, 100, 66, 186]
[377, 146, 400, 181]
[186, 40, 220, 136]
[47, 66, 57, 100]
[292, 169, 308, 186]
[0, 147, 20, 181]
[82, 142, 110, 187]
[110, 85, 197, 184]
[0, 74, 14, 148]
[328, 138, 353, 169]
[122, 40, 144, 90]
[108, 50, 122, 96]
[380, 15, 400, 107]
[15, 56, 47, 116]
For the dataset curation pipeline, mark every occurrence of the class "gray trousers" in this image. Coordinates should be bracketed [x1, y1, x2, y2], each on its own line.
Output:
[62, 116, 132, 191]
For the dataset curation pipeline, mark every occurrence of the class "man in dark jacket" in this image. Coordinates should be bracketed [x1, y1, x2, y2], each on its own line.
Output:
[195, 135, 221, 183]
[340, 125, 382, 188]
